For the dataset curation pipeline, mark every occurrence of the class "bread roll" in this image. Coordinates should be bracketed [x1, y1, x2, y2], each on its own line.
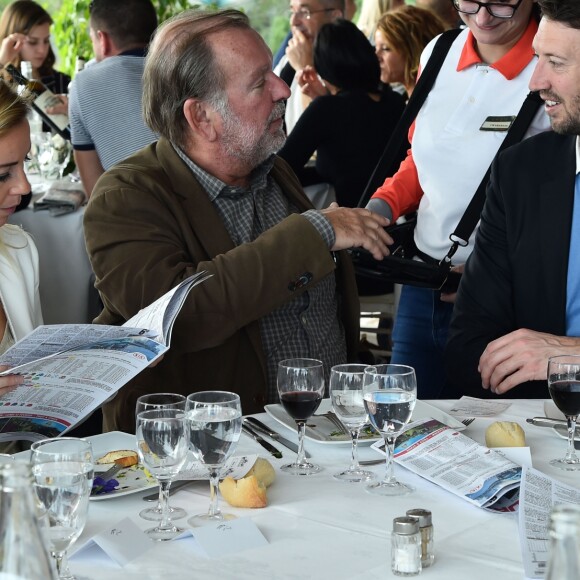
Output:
[485, 421, 526, 448]
[219, 457, 275, 508]
[96, 450, 139, 467]
[220, 475, 267, 508]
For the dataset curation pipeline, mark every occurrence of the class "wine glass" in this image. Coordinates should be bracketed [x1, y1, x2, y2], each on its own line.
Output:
[329, 364, 375, 483]
[362, 364, 417, 496]
[185, 391, 242, 527]
[277, 358, 325, 476]
[547, 355, 580, 471]
[30, 437, 94, 580]
[135, 408, 188, 540]
[135, 393, 187, 522]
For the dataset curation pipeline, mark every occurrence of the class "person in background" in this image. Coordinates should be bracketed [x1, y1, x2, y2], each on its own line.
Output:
[445, 0, 580, 399]
[357, 0, 404, 42]
[375, 5, 448, 99]
[83, 9, 391, 434]
[366, 0, 551, 398]
[68, 0, 157, 198]
[0, 0, 69, 95]
[274, 0, 348, 133]
[416, 0, 461, 30]
[278, 19, 405, 207]
[0, 81, 43, 448]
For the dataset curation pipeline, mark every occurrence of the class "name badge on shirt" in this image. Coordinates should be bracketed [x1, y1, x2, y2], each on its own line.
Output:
[480, 116, 516, 132]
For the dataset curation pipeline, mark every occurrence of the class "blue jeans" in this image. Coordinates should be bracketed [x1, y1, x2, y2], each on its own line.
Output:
[390, 285, 454, 399]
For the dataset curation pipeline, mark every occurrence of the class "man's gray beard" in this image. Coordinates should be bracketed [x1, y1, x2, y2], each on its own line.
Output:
[220, 102, 287, 168]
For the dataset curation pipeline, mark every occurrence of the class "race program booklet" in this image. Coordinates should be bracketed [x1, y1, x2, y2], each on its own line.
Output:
[0, 271, 211, 442]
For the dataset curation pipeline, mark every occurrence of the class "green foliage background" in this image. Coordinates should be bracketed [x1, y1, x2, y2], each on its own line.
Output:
[0, 0, 364, 77]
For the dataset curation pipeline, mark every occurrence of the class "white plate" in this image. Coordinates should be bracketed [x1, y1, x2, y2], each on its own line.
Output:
[264, 399, 465, 445]
[14, 431, 157, 501]
[89, 431, 157, 500]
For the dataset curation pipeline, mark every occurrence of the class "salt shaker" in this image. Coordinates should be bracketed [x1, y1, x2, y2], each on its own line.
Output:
[407, 508, 434, 568]
[392, 516, 422, 576]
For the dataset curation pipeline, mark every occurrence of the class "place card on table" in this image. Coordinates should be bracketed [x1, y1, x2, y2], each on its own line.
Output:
[175, 517, 268, 558]
[70, 517, 149, 566]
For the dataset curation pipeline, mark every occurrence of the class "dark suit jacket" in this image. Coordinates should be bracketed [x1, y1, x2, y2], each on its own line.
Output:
[84, 138, 360, 432]
[445, 131, 575, 399]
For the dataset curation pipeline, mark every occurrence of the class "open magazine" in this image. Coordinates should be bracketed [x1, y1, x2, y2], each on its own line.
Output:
[372, 418, 522, 512]
[0, 271, 211, 442]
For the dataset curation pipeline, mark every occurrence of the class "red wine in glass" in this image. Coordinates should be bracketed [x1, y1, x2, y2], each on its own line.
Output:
[280, 391, 322, 421]
[549, 380, 580, 417]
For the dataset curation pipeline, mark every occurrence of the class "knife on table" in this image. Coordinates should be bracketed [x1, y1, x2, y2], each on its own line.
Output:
[242, 423, 283, 459]
[526, 417, 575, 430]
[244, 417, 310, 458]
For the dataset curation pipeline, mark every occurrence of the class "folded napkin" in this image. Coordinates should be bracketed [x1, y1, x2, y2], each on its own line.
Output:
[33, 179, 86, 216]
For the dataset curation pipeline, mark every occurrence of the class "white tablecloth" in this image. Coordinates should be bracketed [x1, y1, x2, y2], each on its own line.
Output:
[9, 201, 99, 324]
[69, 400, 578, 580]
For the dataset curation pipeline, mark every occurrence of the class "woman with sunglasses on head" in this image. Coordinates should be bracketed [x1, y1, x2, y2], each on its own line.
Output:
[366, 0, 551, 399]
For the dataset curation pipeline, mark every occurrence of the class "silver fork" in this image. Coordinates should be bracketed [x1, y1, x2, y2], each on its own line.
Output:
[314, 411, 349, 435]
[461, 418, 475, 427]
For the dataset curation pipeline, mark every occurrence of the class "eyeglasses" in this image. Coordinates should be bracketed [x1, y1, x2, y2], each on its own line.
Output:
[452, 0, 524, 19]
[287, 7, 336, 20]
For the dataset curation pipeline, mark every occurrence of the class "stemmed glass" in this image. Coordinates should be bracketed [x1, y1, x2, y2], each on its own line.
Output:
[135, 408, 188, 540]
[30, 437, 94, 580]
[185, 391, 242, 526]
[547, 355, 580, 471]
[329, 364, 375, 483]
[135, 393, 187, 521]
[277, 358, 325, 476]
[362, 364, 417, 496]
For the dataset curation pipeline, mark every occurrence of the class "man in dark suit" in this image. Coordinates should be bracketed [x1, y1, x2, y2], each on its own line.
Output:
[445, 0, 580, 400]
[83, 9, 391, 433]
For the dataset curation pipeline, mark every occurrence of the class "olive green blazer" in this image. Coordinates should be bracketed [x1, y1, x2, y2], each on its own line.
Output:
[84, 138, 360, 432]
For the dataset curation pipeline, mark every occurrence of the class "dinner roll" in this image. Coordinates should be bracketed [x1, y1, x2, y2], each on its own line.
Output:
[219, 457, 275, 508]
[485, 421, 526, 448]
[96, 450, 139, 467]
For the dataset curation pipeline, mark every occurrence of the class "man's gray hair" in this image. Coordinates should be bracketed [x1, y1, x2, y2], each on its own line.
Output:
[142, 9, 250, 149]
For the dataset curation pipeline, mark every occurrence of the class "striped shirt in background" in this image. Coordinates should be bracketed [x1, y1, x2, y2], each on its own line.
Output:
[175, 147, 347, 403]
[68, 50, 157, 171]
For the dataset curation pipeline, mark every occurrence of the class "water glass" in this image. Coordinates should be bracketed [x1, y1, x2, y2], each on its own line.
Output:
[363, 364, 417, 496]
[136, 408, 188, 540]
[30, 437, 94, 580]
[185, 391, 242, 526]
[330, 364, 375, 483]
[135, 393, 187, 521]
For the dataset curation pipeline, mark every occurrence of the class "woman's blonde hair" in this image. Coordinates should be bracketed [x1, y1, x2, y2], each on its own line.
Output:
[0, 0, 55, 75]
[376, 5, 448, 90]
[0, 79, 29, 136]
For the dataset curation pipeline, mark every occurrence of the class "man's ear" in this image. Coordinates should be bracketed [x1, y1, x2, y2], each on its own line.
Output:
[97, 30, 114, 58]
[183, 98, 218, 142]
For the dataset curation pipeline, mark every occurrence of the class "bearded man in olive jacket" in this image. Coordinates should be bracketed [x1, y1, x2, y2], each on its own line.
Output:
[83, 9, 391, 433]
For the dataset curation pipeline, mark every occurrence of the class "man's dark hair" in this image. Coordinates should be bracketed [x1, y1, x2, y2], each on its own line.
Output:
[538, 0, 580, 27]
[89, 0, 158, 49]
[314, 19, 379, 93]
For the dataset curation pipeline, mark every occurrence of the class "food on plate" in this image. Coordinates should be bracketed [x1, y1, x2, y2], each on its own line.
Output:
[219, 457, 275, 508]
[96, 449, 139, 467]
[485, 421, 526, 448]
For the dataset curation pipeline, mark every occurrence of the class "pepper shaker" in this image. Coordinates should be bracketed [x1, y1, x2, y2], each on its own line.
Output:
[391, 516, 422, 576]
[407, 508, 434, 568]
